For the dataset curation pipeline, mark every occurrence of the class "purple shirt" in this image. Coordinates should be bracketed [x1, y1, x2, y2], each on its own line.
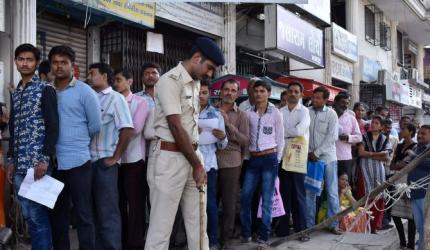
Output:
[247, 103, 284, 161]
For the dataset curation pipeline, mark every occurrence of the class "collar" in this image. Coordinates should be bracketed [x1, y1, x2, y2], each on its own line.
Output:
[17, 74, 39, 89]
[312, 105, 328, 112]
[99, 86, 113, 95]
[125, 92, 134, 102]
[177, 62, 194, 85]
[252, 102, 274, 114]
[218, 101, 239, 112]
[54, 77, 77, 90]
[284, 103, 303, 112]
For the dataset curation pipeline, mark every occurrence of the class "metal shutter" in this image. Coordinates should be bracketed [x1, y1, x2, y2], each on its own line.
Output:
[37, 15, 87, 81]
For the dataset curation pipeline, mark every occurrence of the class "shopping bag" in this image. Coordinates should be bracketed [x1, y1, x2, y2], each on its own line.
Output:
[304, 160, 325, 195]
[282, 136, 308, 174]
[257, 177, 285, 218]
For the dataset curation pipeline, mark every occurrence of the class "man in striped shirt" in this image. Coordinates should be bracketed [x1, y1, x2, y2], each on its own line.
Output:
[88, 63, 134, 250]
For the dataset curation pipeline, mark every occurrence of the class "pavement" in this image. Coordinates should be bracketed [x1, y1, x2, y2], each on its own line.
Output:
[14, 221, 404, 250]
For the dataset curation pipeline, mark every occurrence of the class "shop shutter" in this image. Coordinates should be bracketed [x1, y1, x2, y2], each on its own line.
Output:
[37, 15, 87, 81]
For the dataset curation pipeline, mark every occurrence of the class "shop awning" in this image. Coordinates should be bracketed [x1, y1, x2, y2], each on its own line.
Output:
[275, 76, 345, 102]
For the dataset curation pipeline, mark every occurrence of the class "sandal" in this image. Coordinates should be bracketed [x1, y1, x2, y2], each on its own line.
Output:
[256, 241, 269, 250]
[299, 234, 310, 242]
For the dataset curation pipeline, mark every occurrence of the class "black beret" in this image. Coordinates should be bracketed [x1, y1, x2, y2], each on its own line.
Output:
[194, 37, 225, 66]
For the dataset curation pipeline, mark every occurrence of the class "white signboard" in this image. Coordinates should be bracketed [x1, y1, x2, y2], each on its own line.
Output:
[386, 80, 410, 106]
[409, 85, 422, 108]
[295, 0, 331, 25]
[156, 2, 224, 37]
[331, 56, 353, 84]
[332, 23, 358, 62]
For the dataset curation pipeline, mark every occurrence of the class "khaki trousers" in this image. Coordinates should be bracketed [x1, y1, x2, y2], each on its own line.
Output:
[145, 141, 208, 250]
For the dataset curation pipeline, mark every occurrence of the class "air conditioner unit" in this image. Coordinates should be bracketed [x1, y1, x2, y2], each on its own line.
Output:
[408, 68, 418, 80]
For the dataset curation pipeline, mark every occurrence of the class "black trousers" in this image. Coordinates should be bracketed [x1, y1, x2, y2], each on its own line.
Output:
[51, 161, 96, 250]
[118, 160, 147, 250]
[276, 168, 307, 236]
[393, 216, 416, 248]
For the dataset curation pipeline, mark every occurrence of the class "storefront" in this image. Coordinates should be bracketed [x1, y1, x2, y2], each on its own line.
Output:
[100, 2, 224, 92]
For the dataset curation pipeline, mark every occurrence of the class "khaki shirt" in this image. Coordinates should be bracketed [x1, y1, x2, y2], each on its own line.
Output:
[154, 63, 200, 143]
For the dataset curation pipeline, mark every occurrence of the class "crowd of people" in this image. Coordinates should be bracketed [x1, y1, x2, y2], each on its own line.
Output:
[5, 36, 430, 250]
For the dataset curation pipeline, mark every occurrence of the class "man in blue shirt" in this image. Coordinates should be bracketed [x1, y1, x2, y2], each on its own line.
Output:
[407, 125, 430, 250]
[49, 45, 101, 250]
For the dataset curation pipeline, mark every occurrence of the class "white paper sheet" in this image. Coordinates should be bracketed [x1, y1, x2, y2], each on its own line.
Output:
[199, 118, 219, 145]
[18, 168, 64, 209]
[146, 32, 164, 54]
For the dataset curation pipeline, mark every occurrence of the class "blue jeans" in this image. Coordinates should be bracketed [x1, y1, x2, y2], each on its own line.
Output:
[92, 159, 121, 250]
[411, 198, 425, 250]
[14, 174, 53, 250]
[206, 168, 218, 246]
[240, 153, 278, 242]
[305, 160, 340, 229]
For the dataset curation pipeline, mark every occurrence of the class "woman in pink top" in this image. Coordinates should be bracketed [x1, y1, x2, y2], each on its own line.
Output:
[113, 68, 149, 249]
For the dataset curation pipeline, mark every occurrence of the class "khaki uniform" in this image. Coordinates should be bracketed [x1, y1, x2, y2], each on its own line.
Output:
[145, 63, 208, 250]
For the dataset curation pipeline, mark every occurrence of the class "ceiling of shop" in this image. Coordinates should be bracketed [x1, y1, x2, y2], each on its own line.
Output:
[372, 0, 430, 45]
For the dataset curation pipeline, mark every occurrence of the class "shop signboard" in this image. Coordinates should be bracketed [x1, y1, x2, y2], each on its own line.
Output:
[156, 2, 224, 37]
[331, 55, 353, 84]
[265, 4, 324, 68]
[0, 0, 4, 32]
[70, 0, 155, 28]
[385, 79, 410, 106]
[360, 56, 382, 83]
[409, 85, 422, 108]
[332, 22, 358, 62]
[295, 0, 331, 25]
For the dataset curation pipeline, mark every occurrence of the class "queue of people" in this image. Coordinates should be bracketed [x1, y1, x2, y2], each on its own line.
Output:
[4, 37, 430, 250]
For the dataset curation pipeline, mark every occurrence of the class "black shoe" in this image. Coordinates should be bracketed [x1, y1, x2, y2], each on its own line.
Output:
[329, 228, 342, 235]
[380, 224, 393, 230]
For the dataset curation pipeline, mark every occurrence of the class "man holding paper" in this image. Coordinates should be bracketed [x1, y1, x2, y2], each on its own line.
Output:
[198, 79, 227, 249]
[276, 82, 310, 241]
[7, 44, 59, 250]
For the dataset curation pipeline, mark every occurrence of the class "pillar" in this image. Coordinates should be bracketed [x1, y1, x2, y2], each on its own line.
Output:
[346, 0, 360, 104]
[11, 0, 36, 86]
[221, 3, 236, 75]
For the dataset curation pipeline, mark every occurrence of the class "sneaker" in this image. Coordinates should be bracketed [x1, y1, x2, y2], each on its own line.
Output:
[299, 233, 310, 242]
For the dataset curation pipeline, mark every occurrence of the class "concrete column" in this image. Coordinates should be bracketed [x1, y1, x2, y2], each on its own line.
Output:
[390, 21, 398, 73]
[324, 27, 331, 84]
[417, 44, 424, 81]
[87, 26, 101, 65]
[346, 0, 360, 104]
[220, 3, 236, 75]
[11, 0, 36, 86]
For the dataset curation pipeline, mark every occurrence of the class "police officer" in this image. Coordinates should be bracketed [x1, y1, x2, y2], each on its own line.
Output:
[145, 37, 225, 250]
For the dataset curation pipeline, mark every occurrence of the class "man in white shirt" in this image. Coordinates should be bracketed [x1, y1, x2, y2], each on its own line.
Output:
[238, 77, 259, 111]
[276, 82, 310, 241]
